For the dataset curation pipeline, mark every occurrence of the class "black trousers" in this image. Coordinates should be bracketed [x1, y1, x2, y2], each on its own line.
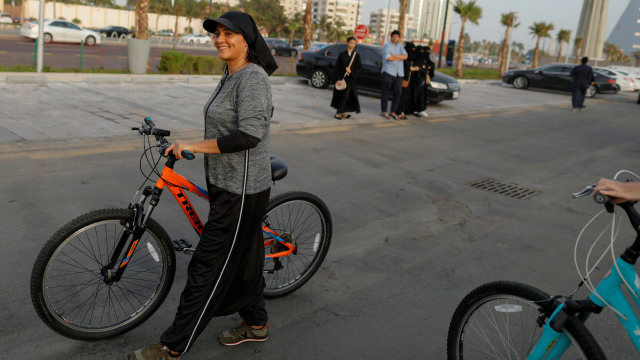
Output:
[160, 185, 271, 354]
[572, 84, 588, 109]
[381, 72, 403, 114]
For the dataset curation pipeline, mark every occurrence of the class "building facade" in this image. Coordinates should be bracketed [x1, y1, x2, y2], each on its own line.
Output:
[606, 0, 640, 55]
[407, 0, 452, 44]
[369, 8, 415, 43]
[311, 0, 363, 31]
[575, 0, 609, 59]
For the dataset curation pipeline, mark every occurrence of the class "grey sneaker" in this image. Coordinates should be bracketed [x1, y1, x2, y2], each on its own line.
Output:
[128, 343, 180, 360]
[219, 321, 269, 346]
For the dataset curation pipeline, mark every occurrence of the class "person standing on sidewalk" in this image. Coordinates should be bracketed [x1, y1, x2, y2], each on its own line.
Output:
[397, 42, 421, 120]
[570, 57, 595, 112]
[128, 11, 278, 360]
[380, 30, 408, 120]
[330, 36, 362, 119]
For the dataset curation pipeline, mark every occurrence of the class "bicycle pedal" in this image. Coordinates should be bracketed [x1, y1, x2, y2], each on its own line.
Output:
[172, 239, 193, 252]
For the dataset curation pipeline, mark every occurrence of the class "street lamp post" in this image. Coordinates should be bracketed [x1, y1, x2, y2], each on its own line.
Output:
[437, 0, 449, 68]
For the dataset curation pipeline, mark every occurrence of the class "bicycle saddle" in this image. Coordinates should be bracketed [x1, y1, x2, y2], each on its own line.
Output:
[270, 155, 288, 182]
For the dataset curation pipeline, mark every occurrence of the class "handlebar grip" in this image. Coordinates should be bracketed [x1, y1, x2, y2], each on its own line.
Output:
[593, 192, 611, 204]
[182, 151, 195, 160]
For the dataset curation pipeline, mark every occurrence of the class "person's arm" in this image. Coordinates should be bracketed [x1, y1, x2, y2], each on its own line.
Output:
[593, 178, 640, 203]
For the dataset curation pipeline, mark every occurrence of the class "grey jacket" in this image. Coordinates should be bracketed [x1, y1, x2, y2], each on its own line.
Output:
[204, 63, 272, 195]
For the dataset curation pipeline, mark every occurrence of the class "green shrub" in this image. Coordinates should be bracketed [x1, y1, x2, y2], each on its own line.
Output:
[157, 51, 224, 74]
[72, 18, 81, 24]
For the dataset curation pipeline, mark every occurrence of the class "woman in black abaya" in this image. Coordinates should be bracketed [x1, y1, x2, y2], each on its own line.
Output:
[398, 42, 422, 119]
[330, 37, 362, 119]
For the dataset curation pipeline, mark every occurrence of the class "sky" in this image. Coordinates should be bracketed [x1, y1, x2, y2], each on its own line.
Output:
[360, 0, 628, 51]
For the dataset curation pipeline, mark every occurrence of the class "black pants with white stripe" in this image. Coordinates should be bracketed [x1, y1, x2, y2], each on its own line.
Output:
[160, 184, 270, 354]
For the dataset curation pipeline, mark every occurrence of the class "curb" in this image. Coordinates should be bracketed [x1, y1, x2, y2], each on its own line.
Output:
[0, 72, 309, 85]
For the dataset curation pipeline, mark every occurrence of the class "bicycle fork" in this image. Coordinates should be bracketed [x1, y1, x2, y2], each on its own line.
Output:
[101, 186, 159, 284]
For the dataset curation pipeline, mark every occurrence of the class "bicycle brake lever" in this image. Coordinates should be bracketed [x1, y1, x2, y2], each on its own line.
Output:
[572, 185, 596, 199]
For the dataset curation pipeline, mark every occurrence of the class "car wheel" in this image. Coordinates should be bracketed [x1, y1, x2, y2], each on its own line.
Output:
[311, 69, 329, 89]
[85, 36, 96, 46]
[513, 76, 528, 89]
[43, 33, 52, 43]
[586, 85, 597, 98]
[271, 48, 276, 56]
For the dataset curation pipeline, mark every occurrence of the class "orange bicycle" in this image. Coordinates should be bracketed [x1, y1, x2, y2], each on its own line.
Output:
[30, 117, 332, 340]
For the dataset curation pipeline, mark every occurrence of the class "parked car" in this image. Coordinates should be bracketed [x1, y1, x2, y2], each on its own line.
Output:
[615, 70, 640, 91]
[20, 19, 101, 45]
[13, 17, 29, 24]
[296, 43, 460, 103]
[593, 66, 635, 92]
[0, 13, 12, 24]
[265, 38, 298, 57]
[94, 25, 134, 39]
[156, 29, 174, 37]
[502, 63, 617, 98]
[179, 33, 211, 45]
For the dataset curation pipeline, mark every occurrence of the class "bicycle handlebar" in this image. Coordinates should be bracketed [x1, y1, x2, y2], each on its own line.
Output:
[132, 117, 195, 161]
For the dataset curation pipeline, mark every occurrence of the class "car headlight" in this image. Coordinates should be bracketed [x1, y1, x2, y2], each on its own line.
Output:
[430, 81, 448, 90]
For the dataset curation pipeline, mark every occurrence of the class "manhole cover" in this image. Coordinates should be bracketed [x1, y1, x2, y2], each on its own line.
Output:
[467, 177, 540, 199]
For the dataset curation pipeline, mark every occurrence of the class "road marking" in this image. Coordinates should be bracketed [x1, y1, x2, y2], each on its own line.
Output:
[26, 145, 136, 159]
[468, 113, 492, 118]
[427, 117, 456, 123]
[292, 126, 354, 134]
[373, 122, 410, 128]
[74, 54, 98, 57]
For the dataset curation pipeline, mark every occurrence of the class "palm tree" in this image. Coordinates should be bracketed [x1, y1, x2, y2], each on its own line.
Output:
[328, 17, 346, 42]
[184, 0, 206, 36]
[574, 36, 584, 64]
[136, 0, 150, 40]
[556, 29, 571, 62]
[317, 14, 330, 42]
[397, 0, 409, 42]
[499, 12, 519, 76]
[453, 0, 482, 77]
[632, 50, 640, 67]
[288, 21, 300, 45]
[172, 0, 185, 40]
[303, 0, 312, 50]
[528, 21, 554, 68]
[604, 42, 621, 62]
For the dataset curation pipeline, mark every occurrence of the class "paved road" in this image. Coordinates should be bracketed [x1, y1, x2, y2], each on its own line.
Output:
[1, 79, 639, 359]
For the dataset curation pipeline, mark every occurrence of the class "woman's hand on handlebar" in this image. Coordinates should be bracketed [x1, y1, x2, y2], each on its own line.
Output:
[165, 140, 195, 159]
[593, 178, 640, 204]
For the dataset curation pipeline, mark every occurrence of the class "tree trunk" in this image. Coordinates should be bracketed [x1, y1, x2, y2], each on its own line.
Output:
[575, 45, 582, 64]
[533, 36, 540, 68]
[556, 42, 563, 62]
[499, 26, 510, 77]
[398, 0, 408, 42]
[303, 0, 312, 50]
[137, 0, 149, 40]
[455, 19, 466, 77]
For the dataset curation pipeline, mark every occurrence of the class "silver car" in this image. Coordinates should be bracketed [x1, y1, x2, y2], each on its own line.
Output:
[20, 19, 101, 45]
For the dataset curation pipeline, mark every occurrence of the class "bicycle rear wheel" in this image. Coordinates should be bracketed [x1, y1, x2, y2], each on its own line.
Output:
[30, 208, 176, 340]
[447, 281, 605, 360]
[262, 191, 332, 298]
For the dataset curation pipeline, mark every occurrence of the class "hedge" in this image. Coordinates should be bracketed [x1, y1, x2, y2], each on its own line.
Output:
[157, 51, 224, 74]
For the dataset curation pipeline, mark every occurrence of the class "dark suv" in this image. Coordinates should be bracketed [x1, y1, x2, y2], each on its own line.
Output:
[265, 38, 298, 57]
[95, 25, 135, 39]
[296, 43, 460, 103]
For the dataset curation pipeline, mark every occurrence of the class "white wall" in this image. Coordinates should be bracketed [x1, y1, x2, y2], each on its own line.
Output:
[23, 0, 205, 33]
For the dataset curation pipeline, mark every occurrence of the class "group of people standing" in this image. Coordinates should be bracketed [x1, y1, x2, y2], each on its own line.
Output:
[330, 30, 435, 121]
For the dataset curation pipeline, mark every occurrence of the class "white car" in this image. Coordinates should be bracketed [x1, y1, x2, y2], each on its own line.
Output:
[20, 19, 101, 45]
[179, 33, 211, 45]
[616, 70, 640, 91]
[0, 13, 12, 24]
[593, 66, 634, 92]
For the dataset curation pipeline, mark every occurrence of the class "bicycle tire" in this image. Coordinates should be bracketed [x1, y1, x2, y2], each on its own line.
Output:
[30, 208, 176, 340]
[262, 191, 332, 298]
[447, 281, 606, 360]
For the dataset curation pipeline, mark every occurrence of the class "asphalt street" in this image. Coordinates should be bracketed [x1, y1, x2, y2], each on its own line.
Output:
[1, 78, 639, 359]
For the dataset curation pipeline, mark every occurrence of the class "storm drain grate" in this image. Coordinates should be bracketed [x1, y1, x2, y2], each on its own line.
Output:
[467, 177, 540, 200]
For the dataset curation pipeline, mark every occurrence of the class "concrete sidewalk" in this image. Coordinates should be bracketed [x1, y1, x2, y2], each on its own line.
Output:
[0, 72, 591, 144]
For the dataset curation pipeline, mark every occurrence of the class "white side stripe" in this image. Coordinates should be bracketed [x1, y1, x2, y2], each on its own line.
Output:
[183, 149, 249, 353]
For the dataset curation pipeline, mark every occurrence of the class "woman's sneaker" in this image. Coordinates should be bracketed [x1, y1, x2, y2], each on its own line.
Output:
[219, 321, 269, 346]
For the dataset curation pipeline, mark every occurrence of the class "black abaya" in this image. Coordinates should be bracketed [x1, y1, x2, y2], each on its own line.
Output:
[330, 50, 362, 114]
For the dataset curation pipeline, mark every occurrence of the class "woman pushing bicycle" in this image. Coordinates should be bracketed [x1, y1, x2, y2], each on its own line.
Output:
[129, 11, 279, 360]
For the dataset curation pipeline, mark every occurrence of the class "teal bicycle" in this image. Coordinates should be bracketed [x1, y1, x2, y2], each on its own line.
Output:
[447, 178, 640, 359]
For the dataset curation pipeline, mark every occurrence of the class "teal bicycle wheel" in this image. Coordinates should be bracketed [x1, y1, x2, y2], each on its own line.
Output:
[447, 281, 605, 360]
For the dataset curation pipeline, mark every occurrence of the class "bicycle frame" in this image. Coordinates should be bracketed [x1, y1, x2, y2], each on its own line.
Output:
[111, 159, 295, 278]
[530, 257, 640, 358]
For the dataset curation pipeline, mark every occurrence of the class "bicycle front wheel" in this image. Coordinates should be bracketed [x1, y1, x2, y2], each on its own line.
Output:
[447, 281, 605, 360]
[30, 208, 176, 340]
[262, 191, 332, 298]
